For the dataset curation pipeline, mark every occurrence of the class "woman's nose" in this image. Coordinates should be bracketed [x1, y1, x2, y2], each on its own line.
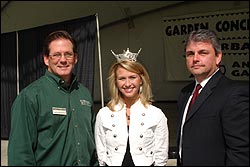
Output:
[124, 79, 131, 86]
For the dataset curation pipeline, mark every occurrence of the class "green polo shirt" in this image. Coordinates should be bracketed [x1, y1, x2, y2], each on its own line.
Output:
[8, 70, 98, 166]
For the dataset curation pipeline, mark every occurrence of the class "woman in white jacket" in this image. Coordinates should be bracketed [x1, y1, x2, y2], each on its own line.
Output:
[95, 48, 169, 166]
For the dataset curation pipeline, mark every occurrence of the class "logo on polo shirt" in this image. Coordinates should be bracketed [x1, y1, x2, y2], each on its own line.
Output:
[80, 99, 91, 106]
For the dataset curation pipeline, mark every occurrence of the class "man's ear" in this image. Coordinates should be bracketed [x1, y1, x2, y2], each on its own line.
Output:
[43, 55, 49, 66]
[216, 52, 222, 66]
[74, 53, 78, 64]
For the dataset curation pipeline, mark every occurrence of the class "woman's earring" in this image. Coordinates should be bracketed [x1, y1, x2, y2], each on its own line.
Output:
[139, 86, 142, 94]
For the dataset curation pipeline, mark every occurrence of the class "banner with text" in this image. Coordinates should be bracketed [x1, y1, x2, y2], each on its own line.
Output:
[163, 9, 249, 81]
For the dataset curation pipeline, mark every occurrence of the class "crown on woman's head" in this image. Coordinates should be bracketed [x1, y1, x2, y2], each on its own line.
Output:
[111, 48, 142, 62]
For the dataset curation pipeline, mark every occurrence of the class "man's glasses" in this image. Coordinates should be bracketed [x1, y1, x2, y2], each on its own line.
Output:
[49, 52, 75, 60]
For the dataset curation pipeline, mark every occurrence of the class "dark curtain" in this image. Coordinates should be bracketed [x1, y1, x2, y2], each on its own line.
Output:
[18, 15, 96, 95]
[1, 14, 97, 139]
[1, 32, 17, 139]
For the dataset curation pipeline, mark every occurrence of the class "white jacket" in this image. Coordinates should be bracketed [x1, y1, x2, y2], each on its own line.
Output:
[95, 99, 169, 166]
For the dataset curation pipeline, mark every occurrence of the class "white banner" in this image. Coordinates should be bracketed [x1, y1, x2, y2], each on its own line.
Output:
[162, 9, 249, 81]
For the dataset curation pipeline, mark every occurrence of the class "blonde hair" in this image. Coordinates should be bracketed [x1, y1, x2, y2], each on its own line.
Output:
[107, 60, 154, 111]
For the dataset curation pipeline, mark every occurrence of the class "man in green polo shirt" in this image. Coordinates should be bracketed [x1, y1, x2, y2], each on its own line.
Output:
[8, 30, 98, 166]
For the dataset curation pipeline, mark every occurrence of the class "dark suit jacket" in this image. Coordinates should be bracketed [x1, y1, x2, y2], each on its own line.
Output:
[177, 70, 249, 166]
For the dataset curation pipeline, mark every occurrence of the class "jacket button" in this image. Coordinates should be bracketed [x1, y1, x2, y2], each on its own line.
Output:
[141, 122, 144, 126]
[142, 113, 145, 116]
[115, 147, 118, 151]
[113, 134, 117, 138]
[106, 151, 109, 155]
[111, 114, 114, 117]
[140, 134, 143, 138]
[139, 147, 142, 151]
[112, 124, 115, 127]
[150, 151, 153, 154]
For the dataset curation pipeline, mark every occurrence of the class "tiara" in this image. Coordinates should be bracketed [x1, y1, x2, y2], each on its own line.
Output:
[111, 48, 142, 62]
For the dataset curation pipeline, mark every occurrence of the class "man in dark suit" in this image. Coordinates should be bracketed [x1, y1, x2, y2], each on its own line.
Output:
[177, 29, 249, 166]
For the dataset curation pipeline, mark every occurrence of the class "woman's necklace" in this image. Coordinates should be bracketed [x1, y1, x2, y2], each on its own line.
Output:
[126, 113, 130, 120]
[126, 107, 131, 124]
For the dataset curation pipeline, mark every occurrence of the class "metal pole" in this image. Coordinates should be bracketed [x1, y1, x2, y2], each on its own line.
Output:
[95, 13, 104, 107]
[16, 31, 19, 95]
